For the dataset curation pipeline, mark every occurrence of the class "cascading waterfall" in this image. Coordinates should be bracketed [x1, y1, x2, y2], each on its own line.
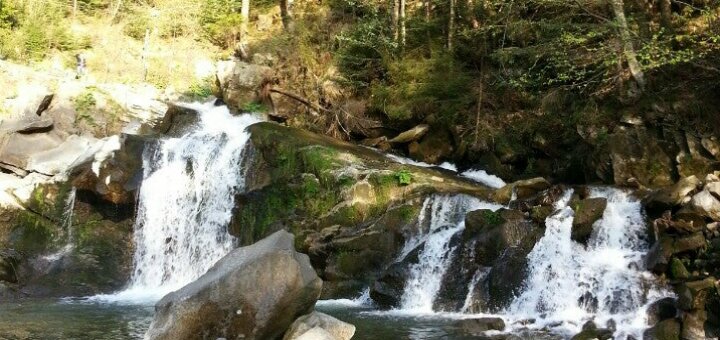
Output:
[107, 102, 261, 302]
[506, 187, 671, 338]
[43, 187, 77, 261]
[398, 195, 502, 313]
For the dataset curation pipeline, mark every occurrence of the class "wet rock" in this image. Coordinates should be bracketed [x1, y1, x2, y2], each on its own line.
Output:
[0, 249, 20, 283]
[369, 245, 421, 309]
[673, 232, 706, 254]
[486, 230, 542, 310]
[457, 317, 506, 334]
[681, 309, 707, 340]
[643, 176, 702, 213]
[283, 312, 355, 340]
[463, 209, 532, 265]
[570, 197, 607, 244]
[643, 318, 681, 340]
[389, 124, 429, 144]
[492, 177, 551, 205]
[570, 321, 613, 340]
[408, 128, 454, 164]
[676, 277, 716, 310]
[646, 297, 678, 325]
[146, 230, 322, 340]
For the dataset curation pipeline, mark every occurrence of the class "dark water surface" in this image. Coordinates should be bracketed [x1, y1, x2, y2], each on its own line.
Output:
[0, 299, 559, 340]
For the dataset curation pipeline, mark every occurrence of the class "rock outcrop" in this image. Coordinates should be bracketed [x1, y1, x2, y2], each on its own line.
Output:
[146, 230, 322, 340]
[233, 121, 493, 299]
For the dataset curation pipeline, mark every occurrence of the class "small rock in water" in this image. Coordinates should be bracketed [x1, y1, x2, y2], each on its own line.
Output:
[457, 317, 506, 334]
[282, 312, 355, 340]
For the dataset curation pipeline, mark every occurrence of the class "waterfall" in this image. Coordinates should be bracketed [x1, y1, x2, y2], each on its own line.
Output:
[398, 195, 502, 313]
[43, 187, 77, 262]
[104, 102, 261, 302]
[507, 187, 671, 338]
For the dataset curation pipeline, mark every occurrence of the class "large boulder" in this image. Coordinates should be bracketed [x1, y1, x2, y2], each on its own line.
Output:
[146, 230, 322, 340]
[570, 197, 607, 244]
[216, 59, 273, 112]
[282, 312, 355, 340]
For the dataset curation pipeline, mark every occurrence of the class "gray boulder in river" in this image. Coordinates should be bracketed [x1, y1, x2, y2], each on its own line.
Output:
[146, 230, 323, 340]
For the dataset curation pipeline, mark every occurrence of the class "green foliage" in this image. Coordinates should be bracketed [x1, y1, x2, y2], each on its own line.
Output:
[185, 76, 215, 98]
[73, 90, 97, 125]
[371, 53, 473, 122]
[0, 0, 89, 60]
[335, 15, 395, 89]
[481, 210, 503, 226]
[200, 0, 244, 48]
[395, 169, 412, 186]
[242, 101, 267, 113]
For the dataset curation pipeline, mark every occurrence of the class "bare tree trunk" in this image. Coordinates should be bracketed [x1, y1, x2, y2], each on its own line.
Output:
[448, 0, 456, 50]
[280, 0, 294, 31]
[142, 29, 150, 82]
[467, 0, 479, 28]
[238, 0, 251, 60]
[425, 0, 432, 54]
[400, 0, 406, 47]
[610, 0, 646, 90]
[73, 0, 78, 18]
[392, 0, 399, 42]
[660, 0, 672, 28]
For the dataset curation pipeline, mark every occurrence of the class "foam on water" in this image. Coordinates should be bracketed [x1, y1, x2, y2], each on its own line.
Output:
[92, 102, 261, 303]
[506, 187, 672, 338]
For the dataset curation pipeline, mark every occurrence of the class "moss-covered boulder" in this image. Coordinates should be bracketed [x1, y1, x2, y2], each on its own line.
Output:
[231, 122, 493, 298]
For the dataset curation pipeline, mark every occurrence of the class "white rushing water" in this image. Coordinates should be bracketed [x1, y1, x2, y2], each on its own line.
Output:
[506, 187, 671, 338]
[97, 102, 261, 303]
[398, 195, 502, 313]
[43, 187, 77, 262]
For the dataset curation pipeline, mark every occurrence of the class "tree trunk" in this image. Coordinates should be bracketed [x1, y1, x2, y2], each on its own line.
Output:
[400, 0, 406, 47]
[448, 0, 456, 50]
[467, 0, 479, 28]
[239, 0, 251, 60]
[610, 0, 646, 90]
[425, 0, 432, 54]
[280, 0, 294, 31]
[660, 0, 672, 28]
[392, 0, 399, 42]
[73, 0, 78, 17]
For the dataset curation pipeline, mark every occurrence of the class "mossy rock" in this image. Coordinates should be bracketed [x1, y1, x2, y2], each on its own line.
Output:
[570, 197, 607, 244]
[669, 257, 690, 280]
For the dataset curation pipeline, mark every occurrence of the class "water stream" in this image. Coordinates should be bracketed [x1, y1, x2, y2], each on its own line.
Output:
[95, 102, 261, 303]
[1, 102, 670, 339]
